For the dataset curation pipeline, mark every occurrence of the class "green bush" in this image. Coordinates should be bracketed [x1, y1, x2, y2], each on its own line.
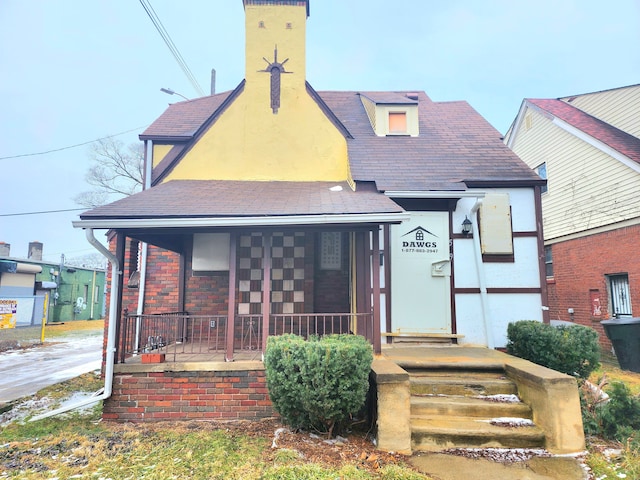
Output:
[264, 334, 373, 437]
[506, 320, 600, 379]
[582, 381, 640, 445]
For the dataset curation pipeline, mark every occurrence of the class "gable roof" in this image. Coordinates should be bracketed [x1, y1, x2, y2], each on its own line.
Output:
[527, 98, 640, 166]
[142, 87, 542, 192]
[140, 89, 237, 140]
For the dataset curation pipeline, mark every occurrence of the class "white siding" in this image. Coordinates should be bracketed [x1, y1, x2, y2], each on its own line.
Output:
[561, 85, 640, 138]
[510, 108, 640, 240]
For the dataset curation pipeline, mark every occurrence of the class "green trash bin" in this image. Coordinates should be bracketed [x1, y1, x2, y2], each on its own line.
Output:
[601, 317, 640, 373]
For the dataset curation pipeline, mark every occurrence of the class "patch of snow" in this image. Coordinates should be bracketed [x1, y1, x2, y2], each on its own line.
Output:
[444, 447, 550, 463]
[480, 417, 535, 427]
[474, 394, 520, 403]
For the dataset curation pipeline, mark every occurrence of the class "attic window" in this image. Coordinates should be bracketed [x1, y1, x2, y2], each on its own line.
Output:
[388, 112, 407, 134]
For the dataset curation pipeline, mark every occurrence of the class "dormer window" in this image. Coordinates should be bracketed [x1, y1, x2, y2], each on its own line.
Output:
[389, 112, 407, 134]
[359, 93, 419, 137]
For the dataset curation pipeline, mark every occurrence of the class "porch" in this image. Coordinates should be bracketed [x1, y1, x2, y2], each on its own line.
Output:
[108, 343, 586, 455]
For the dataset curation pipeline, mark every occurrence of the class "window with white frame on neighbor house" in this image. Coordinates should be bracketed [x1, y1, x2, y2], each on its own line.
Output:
[388, 112, 407, 134]
[536, 163, 548, 193]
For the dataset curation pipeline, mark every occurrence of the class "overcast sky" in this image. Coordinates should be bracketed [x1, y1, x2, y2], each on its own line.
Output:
[1, 0, 638, 263]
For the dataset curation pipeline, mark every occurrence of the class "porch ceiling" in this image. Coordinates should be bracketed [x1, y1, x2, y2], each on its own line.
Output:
[74, 180, 408, 230]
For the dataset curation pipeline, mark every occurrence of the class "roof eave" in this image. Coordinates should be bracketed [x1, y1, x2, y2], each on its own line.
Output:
[73, 212, 409, 230]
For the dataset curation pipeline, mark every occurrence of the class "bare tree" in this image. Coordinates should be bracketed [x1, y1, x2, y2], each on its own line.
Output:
[74, 138, 144, 208]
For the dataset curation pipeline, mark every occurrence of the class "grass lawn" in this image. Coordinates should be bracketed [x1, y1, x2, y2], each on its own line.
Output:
[0, 373, 429, 479]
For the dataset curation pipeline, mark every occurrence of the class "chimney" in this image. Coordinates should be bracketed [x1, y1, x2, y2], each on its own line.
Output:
[0, 242, 10, 257]
[243, 0, 309, 100]
[211, 68, 216, 95]
[28, 241, 43, 261]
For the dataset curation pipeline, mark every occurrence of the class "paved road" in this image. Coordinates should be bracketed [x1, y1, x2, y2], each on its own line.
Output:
[0, 332, 102, 404]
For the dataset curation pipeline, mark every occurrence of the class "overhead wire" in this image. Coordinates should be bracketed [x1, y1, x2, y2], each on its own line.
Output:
[0, 126, 147, 160]
[138, 0, 206, 97]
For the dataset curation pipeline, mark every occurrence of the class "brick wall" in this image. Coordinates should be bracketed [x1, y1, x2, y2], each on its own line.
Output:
[547, 224, 640, 351]
[104, 369, 274, 421]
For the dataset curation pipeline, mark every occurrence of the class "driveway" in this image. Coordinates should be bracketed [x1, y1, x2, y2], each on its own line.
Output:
[0, 331, 102, 404]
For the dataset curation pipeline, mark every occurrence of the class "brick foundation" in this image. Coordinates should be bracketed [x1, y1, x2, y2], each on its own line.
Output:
[104, 367, 274, 422]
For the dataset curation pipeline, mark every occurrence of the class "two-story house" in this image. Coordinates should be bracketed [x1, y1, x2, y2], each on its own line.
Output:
[72, 0, 549, 426]
[504, 84, 640, 351]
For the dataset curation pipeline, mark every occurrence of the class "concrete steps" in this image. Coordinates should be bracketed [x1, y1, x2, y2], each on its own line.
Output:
[411, 415, 546, 450]
[409, 370, 517, 396]
[407, 368, 545, 451]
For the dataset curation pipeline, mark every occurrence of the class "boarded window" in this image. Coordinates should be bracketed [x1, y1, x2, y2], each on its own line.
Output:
[388, 112, 407, 134]
[479, 193, 513, 255]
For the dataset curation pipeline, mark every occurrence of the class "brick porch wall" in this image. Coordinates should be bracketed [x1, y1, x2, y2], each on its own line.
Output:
[104, 369, 274, 422]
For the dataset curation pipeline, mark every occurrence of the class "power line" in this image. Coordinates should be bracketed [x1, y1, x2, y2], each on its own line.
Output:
[139, 0, 206, 97]
[0, 126, 147, 161]
[0, 208, 85, 218]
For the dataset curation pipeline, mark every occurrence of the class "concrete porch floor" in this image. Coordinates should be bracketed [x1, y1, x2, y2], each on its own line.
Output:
[380, 343, 509, 368]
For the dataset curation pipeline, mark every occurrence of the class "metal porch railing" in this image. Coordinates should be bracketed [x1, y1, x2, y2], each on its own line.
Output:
[119, 311, 374, 363]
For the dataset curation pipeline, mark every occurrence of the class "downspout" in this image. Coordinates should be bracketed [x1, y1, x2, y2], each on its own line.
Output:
[134, 139, 152, 350]
[470, 199, 495, 349]
[134, 242, 148, 353]
[31, 228, 121, 420]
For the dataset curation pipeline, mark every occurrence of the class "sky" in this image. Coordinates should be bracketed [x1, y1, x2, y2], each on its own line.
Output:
[1, 0, 638, 263]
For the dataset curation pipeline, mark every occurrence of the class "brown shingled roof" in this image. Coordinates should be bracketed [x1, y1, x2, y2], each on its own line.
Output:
[528, 98, 640, 165]
[320, 91, 542, 191]
[80, 180, 403, 220]
[140, 88, 236, 139]
[139, 86, 542, 193]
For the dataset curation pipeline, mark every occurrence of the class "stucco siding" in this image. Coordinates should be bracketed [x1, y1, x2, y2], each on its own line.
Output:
[510, 109, 640, 240]
[561, 85, 640, 138]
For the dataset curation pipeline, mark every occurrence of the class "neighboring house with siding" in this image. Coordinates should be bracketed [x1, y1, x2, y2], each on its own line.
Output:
[504, 84, 640, 350]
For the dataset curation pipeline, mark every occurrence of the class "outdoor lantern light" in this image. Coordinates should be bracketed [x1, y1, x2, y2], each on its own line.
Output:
[461, 216, 473, 236]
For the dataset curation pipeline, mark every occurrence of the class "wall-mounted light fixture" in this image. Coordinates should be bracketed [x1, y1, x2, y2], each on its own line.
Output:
[461, 216, 473, 236]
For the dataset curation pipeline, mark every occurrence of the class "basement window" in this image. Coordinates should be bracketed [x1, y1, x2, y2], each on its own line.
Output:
[388, 112, 407, 134]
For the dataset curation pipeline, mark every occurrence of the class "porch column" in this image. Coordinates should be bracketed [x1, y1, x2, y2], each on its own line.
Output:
[262, 232, 272, 353]
[115, 233, 126, 363]
[225, 233, 237, 362]
[372, 227, 382, 354]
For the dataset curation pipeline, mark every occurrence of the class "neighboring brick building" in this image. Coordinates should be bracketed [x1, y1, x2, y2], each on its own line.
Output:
[504, 84, 640, 350]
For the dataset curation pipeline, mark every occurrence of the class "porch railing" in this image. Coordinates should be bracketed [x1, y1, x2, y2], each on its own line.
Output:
[119, 311, 374, 363]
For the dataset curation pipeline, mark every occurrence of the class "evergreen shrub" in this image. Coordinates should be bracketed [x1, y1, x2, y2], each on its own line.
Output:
[506, 320, 600, 379]
[264, 334, 373, 437]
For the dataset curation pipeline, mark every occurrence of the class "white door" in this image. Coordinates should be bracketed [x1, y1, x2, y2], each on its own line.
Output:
[390, 212, 451, 333]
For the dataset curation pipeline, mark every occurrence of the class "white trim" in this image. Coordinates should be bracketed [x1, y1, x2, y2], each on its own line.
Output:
[504, 101, 528, 149]
[384, 191, 486, 199]
[73, 212, 410, 230]
[551, 116, 640, 175]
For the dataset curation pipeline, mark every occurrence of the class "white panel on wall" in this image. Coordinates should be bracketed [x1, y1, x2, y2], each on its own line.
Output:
[193, 233, 230, 271]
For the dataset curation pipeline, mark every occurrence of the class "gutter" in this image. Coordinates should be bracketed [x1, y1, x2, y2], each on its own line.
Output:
[31, 228, 121, 421]
[72, 212, 409, 229]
